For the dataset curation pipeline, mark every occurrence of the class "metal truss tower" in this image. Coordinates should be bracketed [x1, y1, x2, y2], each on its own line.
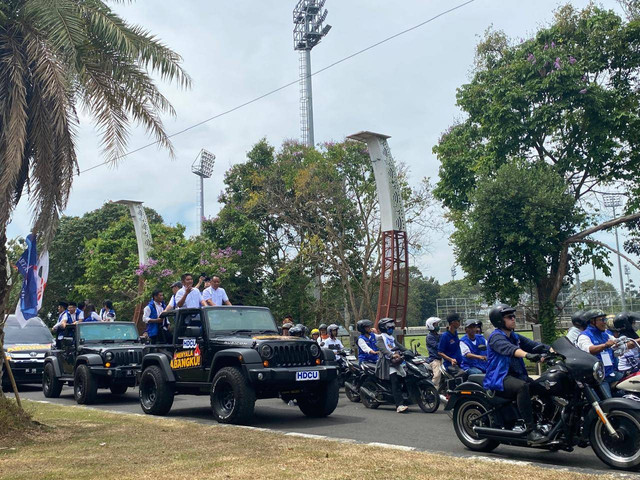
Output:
[293, 0, 331, 147]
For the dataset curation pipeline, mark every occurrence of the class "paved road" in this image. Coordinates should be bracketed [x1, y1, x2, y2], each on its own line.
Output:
[10, 385, 617, 474]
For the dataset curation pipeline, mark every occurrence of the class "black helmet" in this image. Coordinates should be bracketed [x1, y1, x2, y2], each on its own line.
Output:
[295, 323, 308, 337]
[585, 309, 606, 324]
[318, 323, 328, 331]
[288, 325, 304, 337]
[357, 319, 373, 334]
[378, 318, 395, 332]
[571, 310, 589, 330]
[614, 312, 639, 339]
[488, 304, 516, 329]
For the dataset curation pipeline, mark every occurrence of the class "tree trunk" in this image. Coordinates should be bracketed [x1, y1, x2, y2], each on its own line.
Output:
[0, 224, 10, 395]
[536, 280, 558, 345]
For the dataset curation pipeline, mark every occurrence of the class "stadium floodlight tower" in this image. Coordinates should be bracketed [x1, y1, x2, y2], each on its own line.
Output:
[603, 193, 626, 309]
[191, 149, 215, 235]
[293, 0, 331, 147]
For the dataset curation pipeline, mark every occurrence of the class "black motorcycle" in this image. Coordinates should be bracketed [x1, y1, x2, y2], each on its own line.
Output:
[359, 349, 440, 413]
[337, 350, 366, 403]
[447, 337, 640, 470]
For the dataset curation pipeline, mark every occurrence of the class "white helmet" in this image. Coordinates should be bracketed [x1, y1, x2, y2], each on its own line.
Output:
[425, 317, 441, 331]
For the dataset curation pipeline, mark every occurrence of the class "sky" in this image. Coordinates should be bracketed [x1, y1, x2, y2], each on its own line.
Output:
[6, 0, 638, 292]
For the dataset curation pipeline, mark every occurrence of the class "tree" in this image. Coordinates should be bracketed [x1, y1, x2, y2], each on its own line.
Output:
[438, 278, 483, 300]
[406, 267, 440, 327]
[0, 0, 189, 393]
[571, 279, 621, 309]
[433, 5, 640, 342]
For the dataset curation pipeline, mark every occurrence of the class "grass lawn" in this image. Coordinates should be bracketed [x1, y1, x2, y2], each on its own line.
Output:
[0, 399, 621, 480]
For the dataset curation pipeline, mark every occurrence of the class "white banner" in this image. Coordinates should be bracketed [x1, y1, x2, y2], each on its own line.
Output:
[115, 200, 153, 265]
[347, 131, 406, 232]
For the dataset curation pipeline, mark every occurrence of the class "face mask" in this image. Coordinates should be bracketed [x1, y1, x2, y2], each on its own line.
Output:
[387, 327, 395, 335]
[433, 327, 440, 333]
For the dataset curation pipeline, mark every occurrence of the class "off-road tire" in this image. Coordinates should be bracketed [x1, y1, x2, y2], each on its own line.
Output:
[139, 365, 174, 415]
[42, 363, 62, 398]
[74, 364, 98, 405]
[298, 378, 340, 418]
[210, 367, 256, 425]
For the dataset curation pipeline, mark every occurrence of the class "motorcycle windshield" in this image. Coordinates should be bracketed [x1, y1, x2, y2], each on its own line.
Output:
[552, 337, 598, 382]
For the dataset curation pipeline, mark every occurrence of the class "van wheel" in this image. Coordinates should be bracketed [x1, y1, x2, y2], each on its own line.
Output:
[139, 365, 174, 415]
[210, 367, 256, 425]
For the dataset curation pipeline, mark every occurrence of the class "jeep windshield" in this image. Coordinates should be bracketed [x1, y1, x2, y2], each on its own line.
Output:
[206, 308, 278, 335]
[78, 323, 139, 343]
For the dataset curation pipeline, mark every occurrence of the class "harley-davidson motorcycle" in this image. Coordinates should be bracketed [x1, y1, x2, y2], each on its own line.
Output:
[447, 337, 640, 470]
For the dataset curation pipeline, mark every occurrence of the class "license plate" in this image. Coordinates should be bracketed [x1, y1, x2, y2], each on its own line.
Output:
[295, 371, 319, 381]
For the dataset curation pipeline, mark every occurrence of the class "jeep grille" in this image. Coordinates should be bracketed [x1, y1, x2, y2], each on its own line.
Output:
[271, 344, 313, 367]
[114, 349, 143, 366]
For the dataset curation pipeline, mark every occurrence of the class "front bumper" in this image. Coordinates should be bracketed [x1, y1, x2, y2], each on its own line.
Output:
[246, 365, 337, 386]
[3, 360, 44, 385]
[87, 365, 141, 381]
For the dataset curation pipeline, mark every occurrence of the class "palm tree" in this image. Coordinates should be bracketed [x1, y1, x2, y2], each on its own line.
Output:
[0, 0, 190, 386]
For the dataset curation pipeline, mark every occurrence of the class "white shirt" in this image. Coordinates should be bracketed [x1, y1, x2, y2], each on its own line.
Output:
[168, 295, 177, 309]
[460, 338, 477, 357]
[577, 332, 615, 354]
[100, 308, 116, 322]
[143, 301, 166, 324]
[175, 287, 203, 308]
[566, 326, 582, 345]
[202, 286, 229, 306]
[322, 337, 344, 350]
[357, 337, 376, 354]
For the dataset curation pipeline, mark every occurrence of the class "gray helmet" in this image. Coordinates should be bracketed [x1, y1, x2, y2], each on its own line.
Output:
[327, 323, 339, 334]
[318, 323, 328, 331]
[288, 325, 305, 337]
[282, 322, 294, 330]
[585, 309, 606, 324]
[488, 304, 516, 329]
[378, 318, 396, 332]
[356, 319, 373, 334]
[464, 319, 480, 329]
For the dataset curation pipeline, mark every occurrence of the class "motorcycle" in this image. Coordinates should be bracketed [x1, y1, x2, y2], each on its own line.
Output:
[612, 337, 640, 401]
[336, 350, 367, 403]
[359, 349, 440, 413]
[447, 336, 640, 470]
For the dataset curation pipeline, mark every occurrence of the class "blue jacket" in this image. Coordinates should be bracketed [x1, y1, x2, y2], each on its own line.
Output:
[357, 333, 378, 364]
[426, 332, 440, 363]
[145, 300, 166, 338]
[438, 329, 463, 368]
[460, 334, 488, 372]
[581, 325, 616, 377]
[484, 329, 529, 391]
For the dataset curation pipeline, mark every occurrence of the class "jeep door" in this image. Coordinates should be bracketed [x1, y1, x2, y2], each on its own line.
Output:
[171, 310, 207, 382]
[60, 324, 77, 376]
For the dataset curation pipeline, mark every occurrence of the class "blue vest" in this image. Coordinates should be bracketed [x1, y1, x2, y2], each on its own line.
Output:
[581, 325, 616, 377]
[483, 329, 526, 391]
[357, 334, 378, 364]
[83, 311, 98, 322]
[460, 334, 488, 372]
[145, 300, 166, 337]
[438, 329, 463, 368]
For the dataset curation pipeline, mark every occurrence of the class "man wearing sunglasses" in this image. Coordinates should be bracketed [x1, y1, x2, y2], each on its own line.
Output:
[484, 304, 550, 444]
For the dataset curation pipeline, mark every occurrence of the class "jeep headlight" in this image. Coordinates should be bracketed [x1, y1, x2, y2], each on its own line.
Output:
[260, 345, 273, 360]
[309, 343, 320, 357]
[105, 351, 114, 362]
[593, 361, 605, 384]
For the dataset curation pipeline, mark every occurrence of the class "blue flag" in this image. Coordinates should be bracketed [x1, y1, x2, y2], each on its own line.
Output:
[15, 234, 39, 320]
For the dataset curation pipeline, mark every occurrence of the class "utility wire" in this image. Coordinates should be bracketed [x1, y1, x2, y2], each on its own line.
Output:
[79, 0, 476, 175]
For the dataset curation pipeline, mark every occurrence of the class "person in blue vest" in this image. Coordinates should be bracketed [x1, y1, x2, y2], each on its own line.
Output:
[68, 302, 83, 322]
[460, 319, 488, 374]
[484, 304, 550, 444]
[143, 289, 167, 344]
[356, 319, 379, 365]
[577, 309, 633, 397]
[437, 313, 466, 379]
[100, 300, 116, 321]
[52, 301, 74, 343]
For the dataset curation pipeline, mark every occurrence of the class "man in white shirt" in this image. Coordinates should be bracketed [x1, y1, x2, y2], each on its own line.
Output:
[322, 324, 344, 351]
[203, 276, 232, 306]
[164, 281, 182, 312]
[175, 273, 205, 308]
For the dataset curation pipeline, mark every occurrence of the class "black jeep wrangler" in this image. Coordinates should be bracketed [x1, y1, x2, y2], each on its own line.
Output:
[42, 322, 144, 404]
[138, 306, 339, 425]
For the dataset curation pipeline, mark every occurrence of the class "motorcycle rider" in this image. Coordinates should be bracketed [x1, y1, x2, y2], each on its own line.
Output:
[460, 319, 487, 374]
[484, 304, 549, 444]
[437, 313, 467, 379]
[310, 328, 320, 342]
[323, 324, 344, 350]
[566, 310, 588, 345]
[375, 317, 409, 413]
[577, 309, 626, 397]
[614, 312, 640, 374]
[281, 322, 293, 336]
[425, 317, 442, 388]
[318, 323, 329, 346]
[356, 319, 379, 365]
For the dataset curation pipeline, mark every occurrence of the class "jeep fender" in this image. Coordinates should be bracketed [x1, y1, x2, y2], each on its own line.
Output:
[209, 349, 262, 382]
[75, 353, 103, 368]
[141, 353, 176, 382]
[583, 396, 640, 435]
[44, 356, 63, 378]
[322, 348, 337, 363]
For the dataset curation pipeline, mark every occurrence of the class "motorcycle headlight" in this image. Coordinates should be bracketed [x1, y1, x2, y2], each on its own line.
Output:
[309, 343, 320, 357]
[105, 351, 114, 362]
[260, 344, 273, 360]
[593, 361, 605, 384]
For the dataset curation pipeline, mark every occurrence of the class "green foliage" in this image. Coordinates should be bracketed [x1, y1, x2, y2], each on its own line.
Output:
[438, 278, 483, 300]
[406, 267, 440, 327]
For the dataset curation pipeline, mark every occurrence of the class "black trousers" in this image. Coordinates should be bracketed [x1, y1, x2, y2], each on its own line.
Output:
[389, 373, 404, 407]
[496, 376, 534, 426]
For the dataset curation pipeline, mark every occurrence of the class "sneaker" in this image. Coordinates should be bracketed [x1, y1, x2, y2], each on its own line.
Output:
[396, 405, 408, 413]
